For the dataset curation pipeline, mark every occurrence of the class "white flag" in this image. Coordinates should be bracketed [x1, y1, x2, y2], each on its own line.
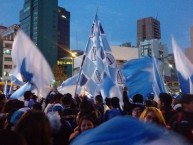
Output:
[11, 30, 54, 98]
[172, 36, 193, 93]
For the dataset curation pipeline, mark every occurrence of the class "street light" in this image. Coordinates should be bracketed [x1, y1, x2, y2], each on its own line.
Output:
[70, 52, 77, 76]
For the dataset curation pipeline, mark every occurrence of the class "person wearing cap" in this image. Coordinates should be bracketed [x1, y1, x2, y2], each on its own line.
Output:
[170, 93, 193, 143]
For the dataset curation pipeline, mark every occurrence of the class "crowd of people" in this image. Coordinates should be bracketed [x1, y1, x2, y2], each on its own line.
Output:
[0, 88, 192, 145]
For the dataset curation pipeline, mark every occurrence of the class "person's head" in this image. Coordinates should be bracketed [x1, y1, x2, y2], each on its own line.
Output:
[31, 103, 42, 111]
[95, 95, 103, 105]
[79, 99, 95, 112]
[180, 94, 193, 113]
[132, 94, 143, 104]
[15, 110, 52, 145]
[110, 97, 120, 108]
[61, 93, 73, 106]
[105, 98, 111, 108]
[1, 99, 24, 113]
[140, 107, 166, 127]
[53, 93, 63, 103]
[78, 115, 96, 133]
[24, 91, 33, 101]
[144, 100, 154, 107]
[0, 129, 27, 145]
[158, 93, 172, 108]
[131, 104, 144, 118]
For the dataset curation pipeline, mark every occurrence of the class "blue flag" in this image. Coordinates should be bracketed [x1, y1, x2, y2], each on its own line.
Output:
[70, 116, 188, 145]
[172, 37, 193, 93]
[121, 56, 167, 100]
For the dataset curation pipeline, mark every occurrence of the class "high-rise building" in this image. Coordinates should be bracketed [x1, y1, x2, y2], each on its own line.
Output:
[57, 7, 70, 59]
[0, 24, 20, 79]
[20, 0, 58, 68]
[137, 17, 161, 46]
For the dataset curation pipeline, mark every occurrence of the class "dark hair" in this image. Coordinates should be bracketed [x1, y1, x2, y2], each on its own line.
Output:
[61, 93, 73, 105]
[15, 110, 52, 145]
[144, 100, 154, 107]
[53, 93, 63, 102]
[159, 93, 172, 107]
[111, 97, 120, 108]
[95, 95, 103, 104]
[79, 99, 95, 112]
[24, 91, 33, 100]
[78, 115, 96, 133]
[1, 99, 24, 113]
[105, 98, 111, 107]
[0, 129, 27, 145]
[32, 103, 42, 111]
[180, 94, 193, 104]
[133, 94, 143, 103]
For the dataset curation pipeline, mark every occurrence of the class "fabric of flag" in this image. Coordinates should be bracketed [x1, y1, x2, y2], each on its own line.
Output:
[3, 80, 8, 96]
[121, 56, 167, 100]
[70, 116, 188, 145]
[8, 82, 13, 95]
[10, 82, 32, 99]
[77, 14, 124, 99]
[172, 37, 193, 94]
[58, 74, 79, 95]
[9, 73, 24, 86]
[11, 30, 54, 98]
[152, 56, 168, 101]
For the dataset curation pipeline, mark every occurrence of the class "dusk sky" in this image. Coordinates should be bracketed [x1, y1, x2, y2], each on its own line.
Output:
[0, 0, 193, 53]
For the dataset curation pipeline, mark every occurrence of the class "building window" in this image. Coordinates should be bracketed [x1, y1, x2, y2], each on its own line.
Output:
[4, 65, 12, 69]
[3, 49, 11, 55]
[4, 57, 12, 61]
[4, 43, 12, 48]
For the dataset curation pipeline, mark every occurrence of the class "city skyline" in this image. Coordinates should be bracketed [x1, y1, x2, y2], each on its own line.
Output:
[0, 0, 193, 53]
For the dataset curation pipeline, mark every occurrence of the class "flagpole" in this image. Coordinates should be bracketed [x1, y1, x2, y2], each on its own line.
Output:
[74, 54, 86, 97]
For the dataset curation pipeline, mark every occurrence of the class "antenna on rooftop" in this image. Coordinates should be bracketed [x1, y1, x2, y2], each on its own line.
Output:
[156, 12, 158, 19]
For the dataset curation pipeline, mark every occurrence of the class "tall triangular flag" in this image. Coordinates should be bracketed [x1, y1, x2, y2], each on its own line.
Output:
[76, 14, 124, 99]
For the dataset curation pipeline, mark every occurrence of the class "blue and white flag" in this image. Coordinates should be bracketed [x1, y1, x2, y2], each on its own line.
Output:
[152, 56, 167, 99]
[11, 30, 54, 98]
[121, 56, 167, 100]
[58, 74, 79, 95]
[9, 73, 24, 87]
[10, 82, 32, 99]
[77, 14, 124, 99]
[172, 37, 193, 93]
